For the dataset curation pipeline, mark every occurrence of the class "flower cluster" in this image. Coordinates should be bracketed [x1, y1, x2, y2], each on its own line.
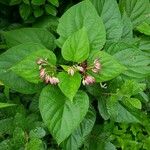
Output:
[67, 58, 101, 86]
[37, 58, 59, 85]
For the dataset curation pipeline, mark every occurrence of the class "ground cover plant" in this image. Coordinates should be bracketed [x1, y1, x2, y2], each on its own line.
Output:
[0, 0, 150, 149]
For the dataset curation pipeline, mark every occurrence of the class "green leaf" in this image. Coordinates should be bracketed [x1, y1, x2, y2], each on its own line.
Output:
[29, 127, 46, 139]
[127, 98, 142, 109]
[19, 3, 31, 20]
[33, 7, 44, 18]
[45, 4, 57, 16]
[107, 42, 150, 80]
[87, 51, 126, 82]
[62, 27, 90, 63]
[107, 95, 141, 123]
[121, 11, 133, 39]
[138, 37, 150, 56]
[136, 22, 150, 36]
[39, 86, 89, 144]
[2, 28, 56, 50]
[31, 0, 45, 5]
[97, 96, 110, 120]
[11, 49, 56, 84]
[58, 72, 81, 101]
[48, 0, 59, 7]
[61, 106, 96, 150]
[90, 0, 123, 42]
[26, 138, 45, 150]
[13, 127, 25, 149]
[0, 43, 45, 94]
[57, 0, 106, 51]
[120, 80, 146, 97]
[119, 0, 149, 27]
[0, 103, 16, 109]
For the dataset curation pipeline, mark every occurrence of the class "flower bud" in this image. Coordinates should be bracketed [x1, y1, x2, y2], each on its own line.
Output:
[76, 66, 84, 72]
[94, 59, 101, 70]
[68, 67, 75, 76]
[40, 68, 45, 79]
[82, 75, 95, 85]
[37, 58, 44, 65]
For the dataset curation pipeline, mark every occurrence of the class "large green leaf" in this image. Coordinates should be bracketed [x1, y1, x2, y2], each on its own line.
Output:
[106, 42, 150, 80]
[2, 28, 56, 50]
[90, 0, 122, 42]
[58, 72, 81, 101]
[39, 86, 89, 144]
[0, 43, 45, 94]
[61, 107, 96, 150]
[121, 11, 133, 39]
[87, 51, 126, 82]
[119, 0, 150, 27]
[57, 0, 106, 51]
[62, 27, 90, 63]
[11, 49, 56, 84]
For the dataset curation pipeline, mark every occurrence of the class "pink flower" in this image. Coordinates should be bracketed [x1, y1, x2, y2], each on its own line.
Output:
[82, 75, 95, 85]
[45, 75, 51, 83]
[40, 68, 45, 79]
[50, 77, 59, 85]
[76, 66, 84, 72]
[92, 59, 101, 73]
[68, 67, 75, 76]
[94, 59, 101, 70]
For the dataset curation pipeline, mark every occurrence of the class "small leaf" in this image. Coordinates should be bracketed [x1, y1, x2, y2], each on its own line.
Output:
[127, 98, 142, 109]
[87, 51, 126, 82]
[39, 86, 89, 144]
[136, 22, 150, 36]
[62, 27, 90, 63]
[19, 3, 31, 20]
[45, 4, 57, 16]
[29, 127, 46, 139]
[58, 72, 81, 101]
[48, 0, 59, 7]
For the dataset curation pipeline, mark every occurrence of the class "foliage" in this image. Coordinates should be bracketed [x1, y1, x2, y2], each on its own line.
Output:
[0, 0, 150, 149]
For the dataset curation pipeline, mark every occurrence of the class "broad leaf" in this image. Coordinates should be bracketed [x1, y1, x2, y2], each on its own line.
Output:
[119, 0, 149, 27]
[121, 11, 133, 39]
[87, 51, 126, 82]
[2, 28, 56, 50]
[0, 43, 45, 94]
[61, 107, 96, 150]
[58, 72, 81, 101]
[57, 0, 106, 51]
[106, 42, 150, 80]
[11, 49, 56, 84]
[90, 0, 123, 42]
[39, 86, 89, 144]
[127, 98, 142, 109]
[62, 27, 90, 63]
